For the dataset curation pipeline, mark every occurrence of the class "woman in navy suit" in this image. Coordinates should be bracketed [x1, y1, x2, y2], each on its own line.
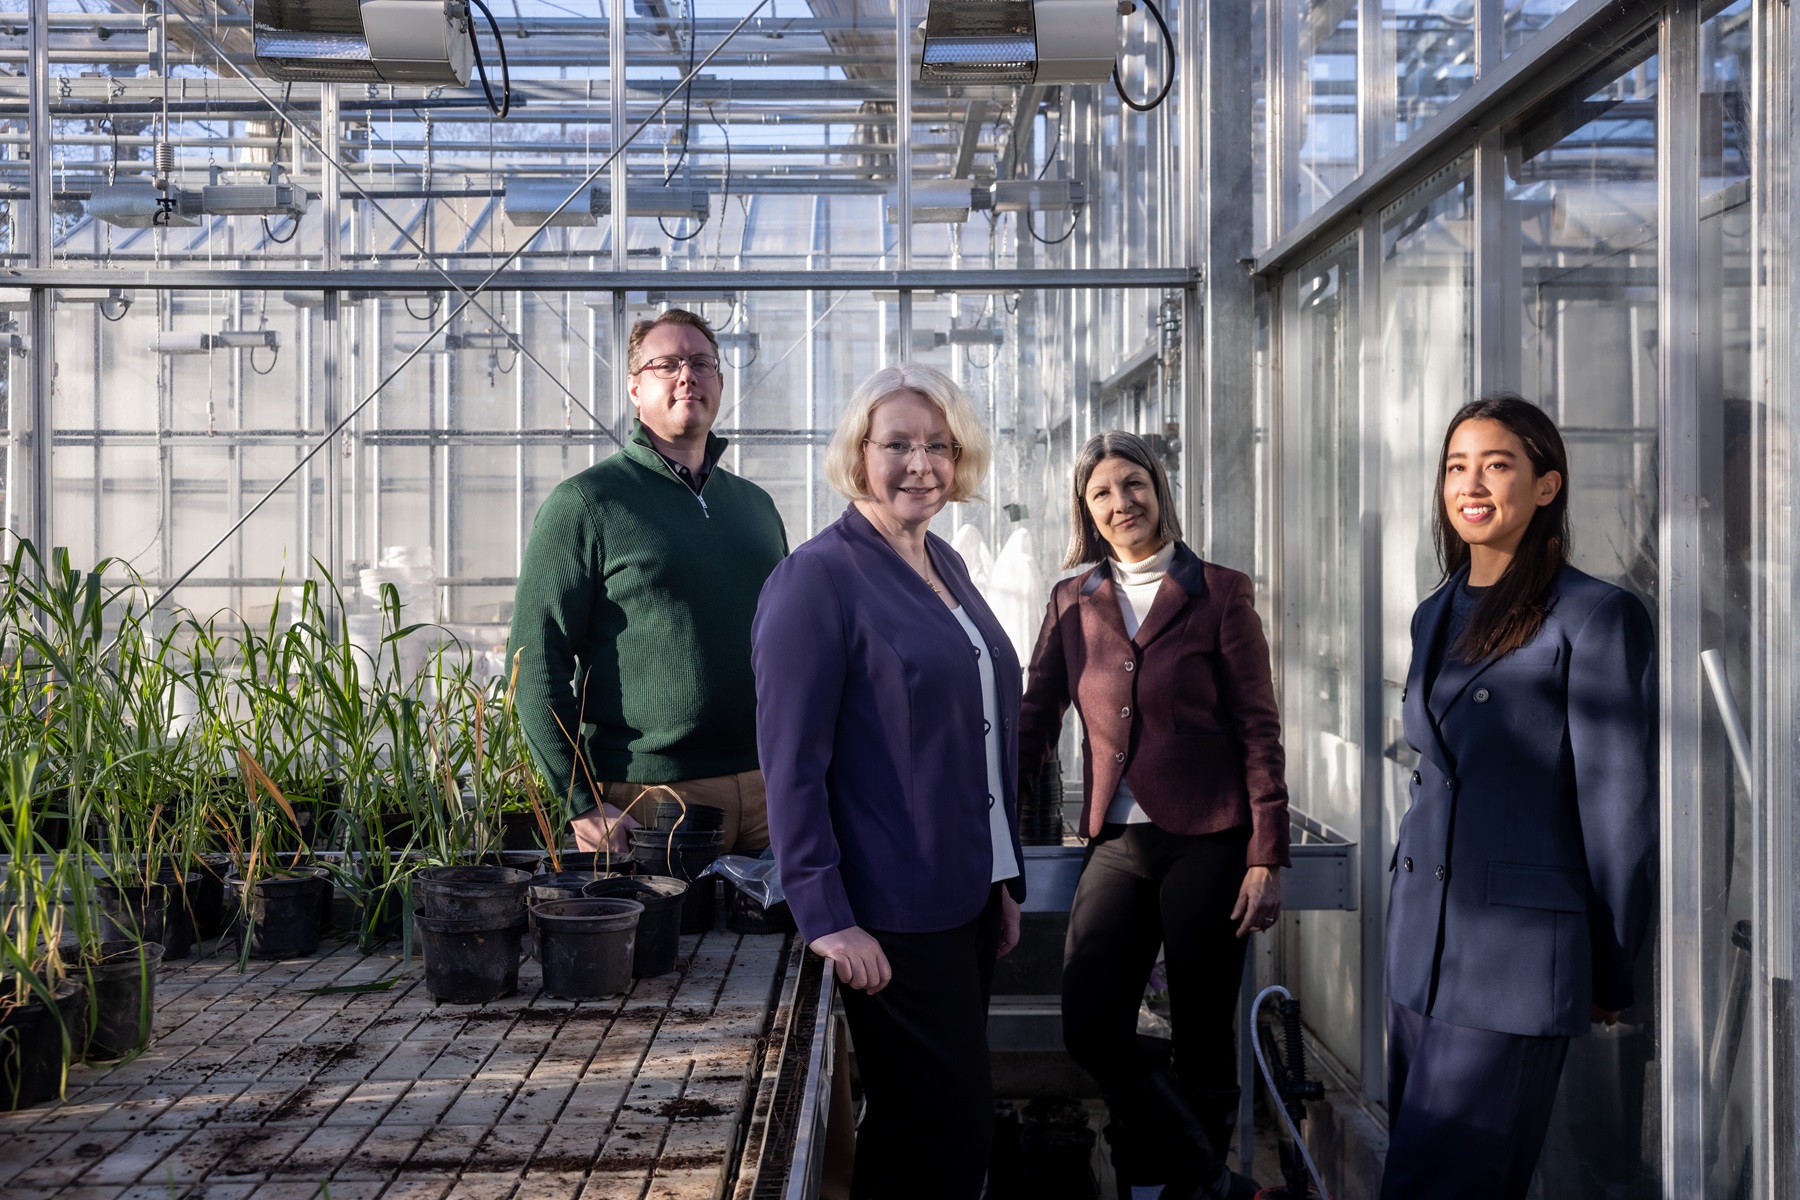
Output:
[753, 363, 1025, 1200]
[1381, 396, 1657, 1199]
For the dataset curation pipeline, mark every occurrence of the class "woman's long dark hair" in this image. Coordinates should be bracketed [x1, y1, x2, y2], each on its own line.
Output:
[1435, 394, 1571, 662]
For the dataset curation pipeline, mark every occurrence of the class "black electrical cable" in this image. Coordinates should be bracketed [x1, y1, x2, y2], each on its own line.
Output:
[261, 85, 302, 244]
[1112, 0, 1175, 113]
[405, 293, 444, 321]
[467, 0, 513, 119]
[249, 344, 280, 376]
[1025, 210, 1079, 245]
[659, 2, 707, 242]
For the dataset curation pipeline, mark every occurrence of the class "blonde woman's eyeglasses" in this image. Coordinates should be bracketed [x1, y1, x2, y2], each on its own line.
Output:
[864, 439, 961, 461]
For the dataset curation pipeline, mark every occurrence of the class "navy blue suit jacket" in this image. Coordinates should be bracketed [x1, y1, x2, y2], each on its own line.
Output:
[1385, 565, 1657, 1039]
[752, 505, 1026, 943]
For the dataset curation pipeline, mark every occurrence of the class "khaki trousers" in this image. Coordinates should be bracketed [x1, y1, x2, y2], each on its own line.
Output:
[600, 769, 769, 854]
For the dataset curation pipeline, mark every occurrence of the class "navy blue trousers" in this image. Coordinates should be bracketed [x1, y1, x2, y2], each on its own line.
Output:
[1381, 999, 1570, 1200]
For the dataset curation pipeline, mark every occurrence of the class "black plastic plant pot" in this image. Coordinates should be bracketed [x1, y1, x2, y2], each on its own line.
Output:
[653, 801, 726, 833]
[272, 853, 336, 932]
[97, 872, 198, 960]
[414, 912, 527, 1004]
[225, 868, 330, 959]
[725, 885, 797, 936]
[413, 866, 532, 922]
[628, 828, 724, 882]
[583, 875, 687, 977]
[81, 940, 165, 1060]
[528, 872, 618, 908]
[533, 899, 644, 1000]
[0, 978, 84, 1111]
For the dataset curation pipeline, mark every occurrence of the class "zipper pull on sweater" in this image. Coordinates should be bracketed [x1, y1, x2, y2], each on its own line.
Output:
[697, 493, 710, 517]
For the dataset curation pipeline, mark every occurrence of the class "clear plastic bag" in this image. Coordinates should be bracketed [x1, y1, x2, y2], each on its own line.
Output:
[697, 853, 784, 908]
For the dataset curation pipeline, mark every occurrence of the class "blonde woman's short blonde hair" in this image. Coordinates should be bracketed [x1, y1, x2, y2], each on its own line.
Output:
[823, 364, 992, 503]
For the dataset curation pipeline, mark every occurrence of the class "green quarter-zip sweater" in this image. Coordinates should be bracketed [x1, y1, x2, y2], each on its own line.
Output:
[509, 420, 788, 816]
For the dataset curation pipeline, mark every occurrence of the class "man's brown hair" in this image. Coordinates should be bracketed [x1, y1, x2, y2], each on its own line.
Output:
[626, 308, 720, 374]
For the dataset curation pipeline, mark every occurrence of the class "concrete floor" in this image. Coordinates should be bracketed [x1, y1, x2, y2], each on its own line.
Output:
[0, 930, 788, 1200]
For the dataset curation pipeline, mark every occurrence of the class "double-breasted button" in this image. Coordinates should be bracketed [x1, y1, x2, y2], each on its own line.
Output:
[1434, 864, 1447, 881]
[1002, 717, 1011, 730]
[1114, 752, 1126, 764]
[1410, 770, 1422, 786]
[1445, 779, 1455, 790]
[1403, 857, 1413, 872]
[1120, 706, 1131, 719]
[1124, 661, 1135, 672]
[1473, 687, 1491, 703]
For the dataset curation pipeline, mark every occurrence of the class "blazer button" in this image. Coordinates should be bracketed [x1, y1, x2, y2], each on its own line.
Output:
[1403, 857, 1413, 872]
[1124, 661, 1135, 672]
[1114, 751, 1126, 764]
[1410, 770, 1421, 786]
[1473, 687, 1491, 703]
[1434, 864, 1447, 881]
[1120, 706, 1131, 719]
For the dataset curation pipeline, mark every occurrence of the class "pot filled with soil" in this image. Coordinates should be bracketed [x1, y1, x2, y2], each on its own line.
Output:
[413, 865, 531, 922]
[725, 884, 797, 935]
[533, 898, 643, 999]
[414, 912, 527, 1004]
[225, 866, 331, 959]
[583, 875, 687, 977]
[80, 940, 165, 1060]
[181, 854, 234, 940]
[0, 978, 84, 1111]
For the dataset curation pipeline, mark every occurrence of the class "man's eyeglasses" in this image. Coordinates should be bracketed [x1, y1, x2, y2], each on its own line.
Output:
[634, 354, 723, 379]
[864, 439, 961, 461]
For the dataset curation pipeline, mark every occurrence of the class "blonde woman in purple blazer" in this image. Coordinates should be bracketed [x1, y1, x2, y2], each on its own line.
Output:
[753, 364, 1026, 1200]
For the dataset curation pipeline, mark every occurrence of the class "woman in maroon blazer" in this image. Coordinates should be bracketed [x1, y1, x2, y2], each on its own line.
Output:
[1019, 431, 1289, 1200]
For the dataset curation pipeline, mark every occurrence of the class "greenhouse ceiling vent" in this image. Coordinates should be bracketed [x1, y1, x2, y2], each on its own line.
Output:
[919, 0, 1116, 86]
[253, 0, 475, 85]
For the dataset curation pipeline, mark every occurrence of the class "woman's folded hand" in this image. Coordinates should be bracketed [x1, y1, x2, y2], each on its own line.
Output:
[810, 925, 894, 994]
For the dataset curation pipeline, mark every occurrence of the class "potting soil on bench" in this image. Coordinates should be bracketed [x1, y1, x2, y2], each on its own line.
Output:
[0, 929, 788, 1199]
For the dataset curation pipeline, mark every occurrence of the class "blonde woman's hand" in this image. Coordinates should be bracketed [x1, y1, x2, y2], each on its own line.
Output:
[811, 926, 893, 994]
[1232, 866, 1283, 937]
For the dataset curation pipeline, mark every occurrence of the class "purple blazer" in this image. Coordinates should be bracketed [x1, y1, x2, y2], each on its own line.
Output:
[752, 505, 1027, 942]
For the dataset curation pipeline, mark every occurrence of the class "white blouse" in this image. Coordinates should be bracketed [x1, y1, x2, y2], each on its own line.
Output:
[951, 605, 1022, 883]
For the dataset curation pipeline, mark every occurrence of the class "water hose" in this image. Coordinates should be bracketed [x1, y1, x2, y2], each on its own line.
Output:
[1250, 984, 1331, 1198]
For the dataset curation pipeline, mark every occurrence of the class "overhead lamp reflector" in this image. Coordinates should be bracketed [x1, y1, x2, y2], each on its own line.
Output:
[253, 0, 474, 85]
[885, 181, 979, 224]
[920, 0, 1116, 86]
[88, 182, 202, 228]
[503, 179, 601, 228]
[989, 178, 1087, 212]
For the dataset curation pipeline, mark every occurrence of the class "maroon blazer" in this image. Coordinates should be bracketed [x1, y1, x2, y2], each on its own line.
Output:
[1018, 542, 1291, 867]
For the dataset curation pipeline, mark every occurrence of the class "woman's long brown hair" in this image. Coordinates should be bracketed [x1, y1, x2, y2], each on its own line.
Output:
[1434, 394, 1571, 662]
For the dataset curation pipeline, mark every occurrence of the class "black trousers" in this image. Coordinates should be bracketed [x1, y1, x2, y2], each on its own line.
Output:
[839, 884, 1004, 1200]
[1062, 823, 1252, 1100]
[1381, 999, 1570, 1200]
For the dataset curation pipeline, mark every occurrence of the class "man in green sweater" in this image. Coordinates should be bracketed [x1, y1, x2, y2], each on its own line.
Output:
[509, 309, 788, 856]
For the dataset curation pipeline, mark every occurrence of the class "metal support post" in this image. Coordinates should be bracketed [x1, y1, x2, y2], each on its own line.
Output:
[1200, 0, 1257, 570]
[1657, 2, 1705, 1192]
[24, 0, 54, 556]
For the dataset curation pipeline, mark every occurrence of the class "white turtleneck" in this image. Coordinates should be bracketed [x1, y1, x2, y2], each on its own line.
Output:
[1104, 540, 1175, 825]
